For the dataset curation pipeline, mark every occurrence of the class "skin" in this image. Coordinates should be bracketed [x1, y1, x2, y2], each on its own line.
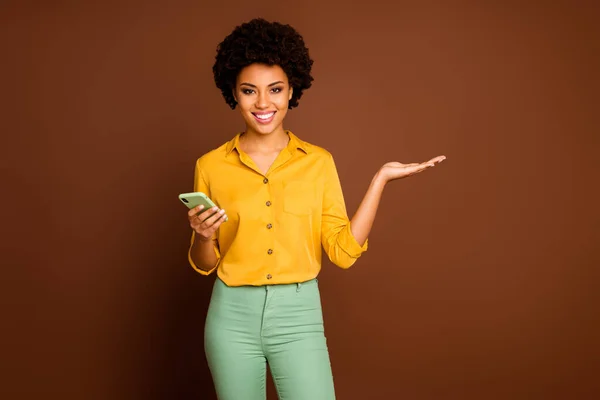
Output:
[189, 63, 446, 270]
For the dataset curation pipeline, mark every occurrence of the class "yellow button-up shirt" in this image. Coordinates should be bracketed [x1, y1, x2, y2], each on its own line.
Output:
[188, 131, 368, 286]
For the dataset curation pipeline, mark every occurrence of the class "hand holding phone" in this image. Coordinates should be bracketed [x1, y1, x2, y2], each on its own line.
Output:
[179, 192, 228, 241]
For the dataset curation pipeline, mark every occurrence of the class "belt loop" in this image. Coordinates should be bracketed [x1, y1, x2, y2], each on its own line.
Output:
[296, 282, 302, 292]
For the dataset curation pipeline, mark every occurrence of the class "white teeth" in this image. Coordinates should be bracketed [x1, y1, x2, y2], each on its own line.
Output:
[255, 112, 274, 120]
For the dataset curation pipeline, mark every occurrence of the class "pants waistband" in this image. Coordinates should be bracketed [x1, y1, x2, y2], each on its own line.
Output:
[217, 277, 318, 292]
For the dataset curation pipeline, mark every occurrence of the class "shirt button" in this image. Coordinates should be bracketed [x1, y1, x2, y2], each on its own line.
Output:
[266, 274, 272, 279]
[263, 178, 269, 184]
[267, 249, 273, 255]
[267, 223, 272, 229]
[266, 201, 271, 207]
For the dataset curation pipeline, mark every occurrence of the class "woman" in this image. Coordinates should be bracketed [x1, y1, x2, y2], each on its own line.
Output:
[186, 18, 445, 400]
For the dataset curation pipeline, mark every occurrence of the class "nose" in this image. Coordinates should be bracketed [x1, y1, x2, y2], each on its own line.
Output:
[255, 91, 269, 109]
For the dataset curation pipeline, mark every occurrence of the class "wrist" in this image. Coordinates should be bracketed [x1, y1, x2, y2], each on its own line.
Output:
[372, 169, 388, 188]
[194, 232, 213, 244]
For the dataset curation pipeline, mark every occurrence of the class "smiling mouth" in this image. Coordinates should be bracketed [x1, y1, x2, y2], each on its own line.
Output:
[252, 111, 276, 124]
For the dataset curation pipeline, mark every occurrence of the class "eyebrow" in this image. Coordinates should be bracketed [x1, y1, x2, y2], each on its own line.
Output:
[239, 81, 284, 88]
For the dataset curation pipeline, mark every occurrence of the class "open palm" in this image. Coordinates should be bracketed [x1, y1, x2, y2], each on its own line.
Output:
[380, 155, 446, 182]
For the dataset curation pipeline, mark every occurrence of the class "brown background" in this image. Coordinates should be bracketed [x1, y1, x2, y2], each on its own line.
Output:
[2, 0, 599, 399]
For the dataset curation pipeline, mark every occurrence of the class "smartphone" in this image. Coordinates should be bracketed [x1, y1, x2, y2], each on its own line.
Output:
[178, 192, 228, 222]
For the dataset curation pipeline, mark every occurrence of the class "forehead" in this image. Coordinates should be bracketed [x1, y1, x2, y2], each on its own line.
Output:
[236, 64, 289, 85]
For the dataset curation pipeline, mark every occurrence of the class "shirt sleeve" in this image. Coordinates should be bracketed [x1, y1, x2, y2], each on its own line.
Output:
[321, 153, 368, 269]
[187, 158, 221, 275]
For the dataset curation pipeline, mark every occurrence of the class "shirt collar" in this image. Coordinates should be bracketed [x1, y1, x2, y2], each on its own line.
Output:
[225, 131, 309, 155]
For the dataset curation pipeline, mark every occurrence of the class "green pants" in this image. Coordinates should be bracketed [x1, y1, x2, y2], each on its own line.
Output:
[204, 277, 336, 400]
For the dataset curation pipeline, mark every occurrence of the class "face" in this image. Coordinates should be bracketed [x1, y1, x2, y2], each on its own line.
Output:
[234, 63, 293, 137]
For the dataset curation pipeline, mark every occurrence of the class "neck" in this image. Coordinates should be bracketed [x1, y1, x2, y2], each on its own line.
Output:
[241, 126, 289, 153]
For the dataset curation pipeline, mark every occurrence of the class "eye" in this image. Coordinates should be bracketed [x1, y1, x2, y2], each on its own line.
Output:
[271, 87, 283, 93]
[241, 88, 255, 95]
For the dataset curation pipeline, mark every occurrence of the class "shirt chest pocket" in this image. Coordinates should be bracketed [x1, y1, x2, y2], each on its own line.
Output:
[283, 181, 316, 216]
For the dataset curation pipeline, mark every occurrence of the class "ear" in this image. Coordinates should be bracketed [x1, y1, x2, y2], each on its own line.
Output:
[288, 86, 293, 101]
[232, 88, 238, 103]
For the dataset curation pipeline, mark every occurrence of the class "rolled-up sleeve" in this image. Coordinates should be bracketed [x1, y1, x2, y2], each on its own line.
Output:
[187, 158, 221, 275]
[321, 153, 368, 269]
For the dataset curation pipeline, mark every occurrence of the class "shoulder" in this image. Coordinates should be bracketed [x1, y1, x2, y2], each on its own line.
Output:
[196, 145, 224, 168]
[293, 134, 334, 162]
[195, 135, 236, 170]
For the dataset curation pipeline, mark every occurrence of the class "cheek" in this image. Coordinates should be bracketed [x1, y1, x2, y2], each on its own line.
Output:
[276, 95, 291, 110]
[277, 108, 289, 122]
[236, 98, 252, 113]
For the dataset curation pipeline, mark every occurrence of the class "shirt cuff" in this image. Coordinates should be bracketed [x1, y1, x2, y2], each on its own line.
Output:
[188, 231, 220, 275]
[338, 222, 368, 258]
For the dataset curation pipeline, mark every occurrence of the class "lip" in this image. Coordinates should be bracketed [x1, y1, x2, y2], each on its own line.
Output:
[252, 111, 276, 124]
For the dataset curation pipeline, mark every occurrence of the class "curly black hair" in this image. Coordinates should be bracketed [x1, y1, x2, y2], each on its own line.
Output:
[213, 18, 314, 110]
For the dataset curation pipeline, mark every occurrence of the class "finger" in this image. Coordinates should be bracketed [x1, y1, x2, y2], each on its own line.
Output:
[205, 212, 228, 232]
[195, 212, 227, 238]
[188, 204, 208, 218]
[209, 213, 228, 230]
[191, 206, 218, 222]
[202, 208, 227, 227]
[198, 206, 219, 217]
[428, 155, 446, 164]
[405, 164, 428, 175]
[190, 214, 205, 230]
[416, 162, 434, 170]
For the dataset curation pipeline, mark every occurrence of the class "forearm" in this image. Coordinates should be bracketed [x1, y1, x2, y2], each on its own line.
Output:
[190, 234, 219, 272]
[350, 171, 387, 246]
